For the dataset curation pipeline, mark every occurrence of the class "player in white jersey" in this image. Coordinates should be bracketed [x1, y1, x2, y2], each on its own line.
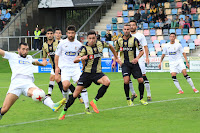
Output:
[55, 25, 91, 114]
[0, 42, 66, 120]
[158, 33, 199, 94]
[129, 20, 152, 101]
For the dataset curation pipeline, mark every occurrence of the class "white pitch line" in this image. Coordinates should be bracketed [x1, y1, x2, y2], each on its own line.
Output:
[0, 96, 199, 128]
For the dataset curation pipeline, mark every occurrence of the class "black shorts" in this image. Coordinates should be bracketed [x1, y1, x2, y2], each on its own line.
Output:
[77, 72, 105, 88]
[121, 63, 142, 79]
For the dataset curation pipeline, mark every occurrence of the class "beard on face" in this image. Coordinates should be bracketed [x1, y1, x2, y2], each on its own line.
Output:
[68, 36, 74, 41]
[131, 28, 136, 33]
[20, 53, 27, 58]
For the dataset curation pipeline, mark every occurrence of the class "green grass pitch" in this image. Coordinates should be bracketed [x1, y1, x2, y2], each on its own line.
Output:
[0, 71, 200, 133]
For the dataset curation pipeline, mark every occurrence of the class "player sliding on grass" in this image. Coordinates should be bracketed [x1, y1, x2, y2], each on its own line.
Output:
[0, 42, 66, 120]
[158, 33, 199, 94]
[58, 30, 122, 120]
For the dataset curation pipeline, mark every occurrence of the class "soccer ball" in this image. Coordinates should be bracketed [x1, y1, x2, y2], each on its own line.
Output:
[32, 89, 45, 101]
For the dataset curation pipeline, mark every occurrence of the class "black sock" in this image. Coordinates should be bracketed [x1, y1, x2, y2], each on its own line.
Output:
[95, 85, 109, 101]
[64, 95, 77, 111]
[0, 107, 4, 116]
[57, 81, 63, 93]
[124, 83, 130, 100]
[69, 84, 81, 98]
[139, 83, 144, 100]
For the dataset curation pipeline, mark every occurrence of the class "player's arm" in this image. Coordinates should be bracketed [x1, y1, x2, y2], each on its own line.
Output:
[144, 46, 149, 64]
[158, 54, 165, 69]
[55, 43, 62, 75]
[131, 38, 144, 64]
[74, 46, 88, 63]
[0, 49, 5, 57]
[32, 60, 48, 66]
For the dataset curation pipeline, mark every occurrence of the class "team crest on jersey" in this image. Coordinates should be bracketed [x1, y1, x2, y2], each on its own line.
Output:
[124, 42, 127, 45]
[49, 46, 52, 51]
[98, 47, 102, 51]
[93, 47, 97, 52]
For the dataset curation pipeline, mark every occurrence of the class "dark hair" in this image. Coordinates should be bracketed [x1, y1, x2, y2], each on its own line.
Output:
[46, 28, 54, 33]
[55, 28, 61, 32]
[18, 42, 28, 49]
[67, 25, 76, 32]
[129, 20, 137, 24]
[87, 30, 96, 36]
[124, 23, 130, 27]
[170, 33, 176, 36]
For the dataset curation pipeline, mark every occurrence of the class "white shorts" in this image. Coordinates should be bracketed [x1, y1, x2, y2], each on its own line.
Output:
[170, 61, 186, 74]
[138, 59, 146, 75]
[61, 67, 81, 83]
[7, 77, 38, 97]
[51, 69, 55, 75]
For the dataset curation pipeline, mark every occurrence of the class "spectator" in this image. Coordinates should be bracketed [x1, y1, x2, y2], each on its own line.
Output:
[33, 27, 41, 51]
[128, 0, 135, 5]
[182, 3, 190, 14]
[134, 10, 141, 23]
[179, 18, 185, 29]
[154, 19, 160, 29]
[152, 14, 158, 23]
[171, 15, 179, 28]
[124, 0, 128, 4]
[2, 9, 11, 22]
[141, 9, 149, 23]
[150, 0, 158, 8]
[105, 30, 112, 41]
[159, 19, 164, 29]
[158, 10, 166, 22]
[0, 20, 3, 31]
[11, 3, 17, 15]
[117, 31, 123, 38]
[147, 14, 153, 23]
[163, 17, 171, 29]
[96, 31, 101, 41]
[184, 16, 191, 28]
[150, 5, 157, 15]
[112, 32, 118, 42]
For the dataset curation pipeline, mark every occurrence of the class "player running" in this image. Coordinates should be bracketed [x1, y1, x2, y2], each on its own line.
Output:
[0, 42, 66, 120]
[158, 33, 199, 94]
[58, 30, 121, 120]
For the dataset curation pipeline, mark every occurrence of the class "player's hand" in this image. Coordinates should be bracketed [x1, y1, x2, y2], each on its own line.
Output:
[81, 55, 88, 60]
[131, 58, 138, 64]
[146, 57, 150, 64]
[186, 62, 189, 69]
[158, 63, 161, 69]
[112, 61, 116, 68]
[116, 58, 122, 66]
[55, 67, 60, 76]
[42, 60, 48, 66]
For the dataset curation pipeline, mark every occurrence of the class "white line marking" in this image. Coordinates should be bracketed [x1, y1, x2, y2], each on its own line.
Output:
[0, 97, 199, 128]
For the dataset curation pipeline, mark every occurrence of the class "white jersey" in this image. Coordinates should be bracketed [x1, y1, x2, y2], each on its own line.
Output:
[55, 38, 82, 69]
[3, 52, 35, 81]
[131, 32, 147, 62]
[162, 42, 184, 64]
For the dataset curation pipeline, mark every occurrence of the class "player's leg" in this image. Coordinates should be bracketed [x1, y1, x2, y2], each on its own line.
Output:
[143, 74, 151, 101]
[129, 79, 137, 102]
[0, 93, 18, 120]
[55, 70, 64, 93]
[182, 69, 199, 93]
[171, 72, 183, 94]
[48, 72, 55, 96]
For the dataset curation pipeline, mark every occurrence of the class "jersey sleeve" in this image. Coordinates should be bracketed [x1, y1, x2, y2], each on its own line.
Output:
[103, 42, 110, 48]
[55, 42, 62, 56]
[115, 40, 120, 52]
[179, 43, 184, 53]
[42, 45, 47, 58]
[135, 38, 143, 52]
[162, 45, 167, 55]
[140, 34, 147, 46]
[78, 46, 86, 57]
[3, 51, 16, 60]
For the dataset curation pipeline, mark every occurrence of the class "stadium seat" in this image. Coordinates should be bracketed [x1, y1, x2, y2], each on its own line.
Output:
[170, 2, 176, 8]
[156, 29, 162, 36]
[189, 28, 195, 35]
[157, 51, 162, 57]
[163, 29, 169, 35]
[198, 14, 200, 21]
[191, 35, 197, 40]
[160, 40, 166, 44]
[161, 43, 167, 49]
[112, 18, 117, 23]
[118, 24, 123, 30]
[117, 11, 122, 17]
[144, 30, 150, 36]
[191, 8, 197, 14]
[101, 31, 106, 36]
[117, 17, 123, 23]
[146, 3, 150, 9]
[153, 40, 159, 45]
[192, 14, 198, 21]
[184, 35, 190, 41]
[179, 15, 185, 20]
[150, 51, 156, 57]
[146, 36, 151, 41]
[197, 7, 200, 14]
[130, 17, 134, 21]
[177, 35, 183, 41]
[101, 37, 106, 42]
[143, 23, 148, 29]
[150, 29, 156, 36]
[183, 47, 190, 53]
[141, 10, 145, 14]
[176, 2, 182, 8]
[194, 39, 200, 46]
[2, 9, 6, 15]
[176, 29, 182, 35]
[113, 31, 118, 35]
[128, 11, 134, 17]
[194, 21, 200, 28]
[189, 43, 195, 50]
[147, 40, 152, 44]
[112, 24, 118, 30]
[182, 28, 188, 35]
[181, 39, 188, 47]
[151, 36, 157, 42]
[196, 28, 200, 35]
[169, 29, 175, 34]
[123, 17, 129, 23]
[164, 2, 170, 8]
[149, 47, 155, 52]
[134, 4, 140, 10]
[178, 8, 182, 14]
[164, 36, 170, 41]
[128, 4, 133, 10]
[122, 4, 128, 10]
[157, 36, 164, 42]
[137, 30, 143, 34]
[154, 43, 161, 48]
[148, 44, 154, 48]
[149, 23, 155, 29]
[165, 9, 171, 15]
[106, 24, 112, 30]
[155, 47, 162, 53]
[171, 9, 177, 15]
[123, 11, 128, 17]
[187, 39, 193, 43]
[198, 35, 200, 39]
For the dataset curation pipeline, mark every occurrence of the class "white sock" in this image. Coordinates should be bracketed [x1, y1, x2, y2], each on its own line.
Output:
[144, 79, 151, 97]
[43, 96, 54, 109]
[48, 81, 55, 95]
[185, 76, 195, 89]
[62, 90, 69, 101]
[129, 80, 136, 95]
[81, 89, 89, 109]
[173, 78, 183, 91]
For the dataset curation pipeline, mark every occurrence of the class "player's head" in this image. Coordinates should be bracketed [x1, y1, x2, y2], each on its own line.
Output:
[129, 20, 137, 33]
[87, 30, 97, 46]
[123, 23, 131, 37]
[66, 25, 76, 42]
[54, 28, 62, 40]
[18, 42, 29, 58]
[169, 33, 176, 43]
[46, 28, 54, 41]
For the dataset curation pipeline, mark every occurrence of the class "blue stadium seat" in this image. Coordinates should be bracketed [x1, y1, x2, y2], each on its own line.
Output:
[130, 17, 134, 21]
[176, 29, 182, 35]
[123, 17, 129, 23]
[101, 37, 106, 41]
[112, 24, 118, 30]
[196, 28, 200, 34]
[128, 4, 133, 10]
[177, 35, 183, 41]
[157, 51, 162, 57]
[149, 23, 155, 29]
[169, 29, 175, 34]
[148, 44, 154, 48]
[160, 40, 166, 44]
[150, 29, 156, 36]
[164, 36, 169, 41]
[134, 4, 139, 10]
[194, 21, 200, 28]
[153, 40, 159, 44]
[118, 24, 123, 30]
[2, 9, 6, 15]
[171, 9, 177, 15]
[123, 11, 128, 17]
[149, 47, 155, 52]
[180, 39, 188, 47]
[143, 23, 148, 29]
[101, 31, 106, 37]
[189, 43, 195, 50]
[187, 39, 193, 43]
[112, 18, 117, 23]
[106, 24, 112, 30]
[163, 29, 169, 35]
[179, 15, 185, 20]
[147, 39, 152, 44]
[141, 10, 145, 14]
[192, 14, 198, 21]
[191, 35, 197, 40]
[146, 36, 151, 40]
[182, 28, 188, 35]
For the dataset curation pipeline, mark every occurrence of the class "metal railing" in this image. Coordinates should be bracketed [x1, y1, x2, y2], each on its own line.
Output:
[76, 0, 113, 41]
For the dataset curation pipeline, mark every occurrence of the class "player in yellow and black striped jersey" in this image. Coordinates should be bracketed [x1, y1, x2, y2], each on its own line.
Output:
[59, 30, 121, 118]
[112, 23, 148, 106]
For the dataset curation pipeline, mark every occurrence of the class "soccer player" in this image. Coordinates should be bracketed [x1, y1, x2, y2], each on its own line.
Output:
[58, 30, 122, 120]
[55, 25, 91, 114]
[129, 20, 152, 101]
[0, 42, 66, 120]
[158, 33, 199, 94]
[112, 23, 148, 106]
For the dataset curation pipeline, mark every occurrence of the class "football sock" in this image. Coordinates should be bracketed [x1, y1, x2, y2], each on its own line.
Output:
[57, 81, 63, 93]
[68, 84, 81, 98]
[184, 75, 195, 89]
[95, 85, 109, 101]
[124, 83, 130, 100]
[62, 89, 69, 101]
[42, 95, 54, 109]
[81, 89, 89, 108]
[129, 80, 136, 95]
[172, 76, 182, 91]
[139, 83, 144, 100]
[143, 76, 151, 97]
[48, 81, 55, 95]
[64, 95, 77, 111]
